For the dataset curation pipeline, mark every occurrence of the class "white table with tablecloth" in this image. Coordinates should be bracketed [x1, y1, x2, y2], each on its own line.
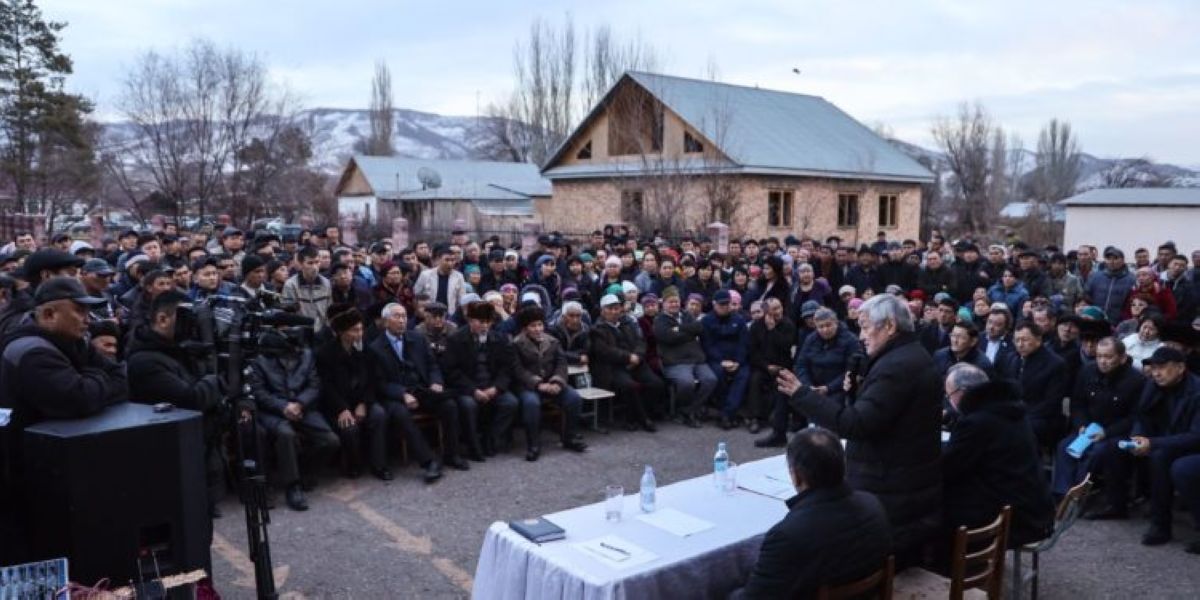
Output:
[472, 455, 791, 600]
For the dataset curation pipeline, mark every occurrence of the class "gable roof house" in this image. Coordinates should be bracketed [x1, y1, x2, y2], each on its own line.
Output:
[1059, 188, 1200, 256]
[334, 155, 551, 235]
[539, 71, 934, 243]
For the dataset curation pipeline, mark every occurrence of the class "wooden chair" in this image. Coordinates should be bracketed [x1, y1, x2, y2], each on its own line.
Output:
[894, 506, 1012, 600]
[1010, 475, 1093, 599]
[815, 555, 894, 600]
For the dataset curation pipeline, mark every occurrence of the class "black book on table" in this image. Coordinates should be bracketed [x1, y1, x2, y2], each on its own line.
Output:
[509, 517, 566, 543]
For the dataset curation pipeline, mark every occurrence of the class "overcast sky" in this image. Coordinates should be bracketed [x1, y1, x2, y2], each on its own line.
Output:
[44, 0, 1200, 165]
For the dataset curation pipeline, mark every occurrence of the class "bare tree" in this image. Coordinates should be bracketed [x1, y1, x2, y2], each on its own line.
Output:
[356, 60, 395, 156]
[931, 102, 995, 235]
[1032, 118, 1081, 203]
[1100, 157, 1169, 188]
[986, 127, 1008, 215]
[115, 38, 306, 223]
[483, 19, 658, 165]
[1005, 133, 1026, 204]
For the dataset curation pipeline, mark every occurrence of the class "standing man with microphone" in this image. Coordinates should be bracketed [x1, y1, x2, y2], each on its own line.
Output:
[776, 293, 942, 566]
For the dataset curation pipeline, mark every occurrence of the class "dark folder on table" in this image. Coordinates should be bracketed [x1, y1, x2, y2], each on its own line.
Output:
[509, 517, 566, 543]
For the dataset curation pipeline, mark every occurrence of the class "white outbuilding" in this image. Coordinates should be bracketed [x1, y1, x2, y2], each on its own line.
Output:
[1059, 188, 1200, 255]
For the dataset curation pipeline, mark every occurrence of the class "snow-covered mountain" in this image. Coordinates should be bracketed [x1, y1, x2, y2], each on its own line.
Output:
[101, 106, 1200, 190]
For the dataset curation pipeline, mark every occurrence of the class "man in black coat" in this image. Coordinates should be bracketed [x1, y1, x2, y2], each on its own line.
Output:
[439, 300, 518, 458]
[747, 297, 796, 443]
[780, 294, 941, 564]
[368, 303, 467, 483]
[1089, 347, 1200, 547]
[981, 307, 1019, 377]
[734, 427, 891, 599]
[1012, 321, 1069, 449]
[0, 277, 128, 565]
[942, 366, 1054, 547]
[316, 307, 389, 480]
[126, 291, 232, 517]
[590, 293, 665, 431]
[918, 297, 957, 355]
[247, 329, 339, 511]
[1053, 337, 1144, 498]
[952, 244, 990, 303]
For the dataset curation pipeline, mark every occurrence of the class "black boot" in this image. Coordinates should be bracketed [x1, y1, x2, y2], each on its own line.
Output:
[285, 483, 309, 511]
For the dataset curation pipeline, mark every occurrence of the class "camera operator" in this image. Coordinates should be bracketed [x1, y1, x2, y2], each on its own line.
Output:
[247, 327, 339, 511]
[0, 277, 128, 565]
[126, 290, 242, 518]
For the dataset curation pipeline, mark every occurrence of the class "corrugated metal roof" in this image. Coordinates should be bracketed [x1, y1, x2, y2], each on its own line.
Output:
[543, 71, 934, 183]
[1059, 188, 1200, 207]
[348, 155, 551, 200]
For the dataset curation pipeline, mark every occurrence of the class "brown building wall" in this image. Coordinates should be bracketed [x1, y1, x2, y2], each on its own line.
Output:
[540, 176, 921, 244]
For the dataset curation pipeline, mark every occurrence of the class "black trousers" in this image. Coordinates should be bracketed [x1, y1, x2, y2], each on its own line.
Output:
[1095, 441, 1195, 529]
[381, 387, 458, 465]
[460, 391, 518, 450]
[601, 363, 665, 422]
[266, 411, 340, 486]
[746, 368, 776, 421]
[333, 403, 388, 471]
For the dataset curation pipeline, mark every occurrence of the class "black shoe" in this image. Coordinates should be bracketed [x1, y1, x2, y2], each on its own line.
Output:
[681, 413, 701, 428]
[719, 417, 734, 430]
[285, 483, 309, 511]
[345, 465, 363, 479]
[562, 437, 588, 452]
[642, 419, 657, 433]
[209, 504, 223, 519]
[299, 475, 317, 492]
[1186, 540, 1200, 555]
[755, 433, 787, 448]
[445, 457, 470, 471]
[467, 448, 486, 462]
[372, 467, 394, 481]
[1141, 525, 1172, 546]
[423, 461, 443, 484]
[748, 420, 761, 434]
[1085, 505, 1129, 520]
[526, 446, 541, 462]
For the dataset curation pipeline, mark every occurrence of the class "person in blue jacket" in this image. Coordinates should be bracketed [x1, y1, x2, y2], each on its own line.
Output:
[702, 289, 750, 430]
[987, 267, 1029, 315]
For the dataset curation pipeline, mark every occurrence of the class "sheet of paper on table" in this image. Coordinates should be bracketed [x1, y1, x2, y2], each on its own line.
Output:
[573, 535, 659, 569]
[636, 507, 715, 538]
[737, 474, 794, 501]
[941, 430, 951, 443]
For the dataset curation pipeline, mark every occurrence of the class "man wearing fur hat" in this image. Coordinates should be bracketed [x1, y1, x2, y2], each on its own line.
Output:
[511, 306, 587, 461]
[441, 300, 519, 458]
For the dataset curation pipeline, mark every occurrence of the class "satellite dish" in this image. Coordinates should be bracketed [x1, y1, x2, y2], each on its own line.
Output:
[417, 167, 442, 190]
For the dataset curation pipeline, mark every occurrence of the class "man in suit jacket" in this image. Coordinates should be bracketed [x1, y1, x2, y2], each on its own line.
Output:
[440, 300, 518, 457]
[981, 307, 1018, 377]
[1012, 321, 1069, 449]
[734, 427, 892, 599]
[367, 302, 467, 483]
[413, 245, 467, 317]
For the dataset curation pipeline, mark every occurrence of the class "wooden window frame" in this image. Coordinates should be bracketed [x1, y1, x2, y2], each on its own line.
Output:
[767, 189, 794, 228]
[837, 193, 859, 229]
[877, 194, 898, 228]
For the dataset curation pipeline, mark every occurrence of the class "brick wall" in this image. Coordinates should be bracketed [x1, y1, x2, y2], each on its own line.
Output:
[541, 175, 922, 243]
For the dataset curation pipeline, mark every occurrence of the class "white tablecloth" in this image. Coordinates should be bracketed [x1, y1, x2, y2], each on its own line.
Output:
[472, 455, 790, 600]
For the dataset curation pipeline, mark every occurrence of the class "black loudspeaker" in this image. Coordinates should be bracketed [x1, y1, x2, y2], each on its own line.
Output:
[22, 402, 210, 586]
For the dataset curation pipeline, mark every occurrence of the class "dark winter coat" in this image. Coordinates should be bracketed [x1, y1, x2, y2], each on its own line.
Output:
[314, 337, 376, 419]
[653, 310, 707, 366]
[793, 331, 943, 554]
[794, 324, 860, 392]
[1014, 345, 1069, 426]
[1084, 265, 1135, 324]
[748, 316, 796, 372]
[125, 325, 226, 441]
[943, 379, 1055, 546]
[511, 332, 569, 392]
[589, 316, 646, 388]
[734, 484, 892, 600]
[917, 265, 956, 299]
[933, 346, 996, 381]
[551, 321, 591, 365]
[246, 348, 322, 430]
[700, 310, 749, 371]
[1133, 372, 1200, 454]
[1068, 359, 1144, 437]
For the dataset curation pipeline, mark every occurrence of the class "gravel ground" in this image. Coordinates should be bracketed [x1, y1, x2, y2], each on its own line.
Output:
[211, 421, 1200, 599]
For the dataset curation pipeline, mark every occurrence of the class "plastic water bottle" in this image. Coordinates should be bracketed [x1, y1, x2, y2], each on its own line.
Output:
[713, 442, 729, 488]
[640, 465, 657, 513]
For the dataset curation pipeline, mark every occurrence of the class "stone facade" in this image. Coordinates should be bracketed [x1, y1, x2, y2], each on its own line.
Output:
[539, 175, 922, 245]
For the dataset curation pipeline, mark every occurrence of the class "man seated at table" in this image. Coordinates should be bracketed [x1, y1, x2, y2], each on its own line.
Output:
[941, 364, 1054, 548]
[733, 427, 892, 599]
